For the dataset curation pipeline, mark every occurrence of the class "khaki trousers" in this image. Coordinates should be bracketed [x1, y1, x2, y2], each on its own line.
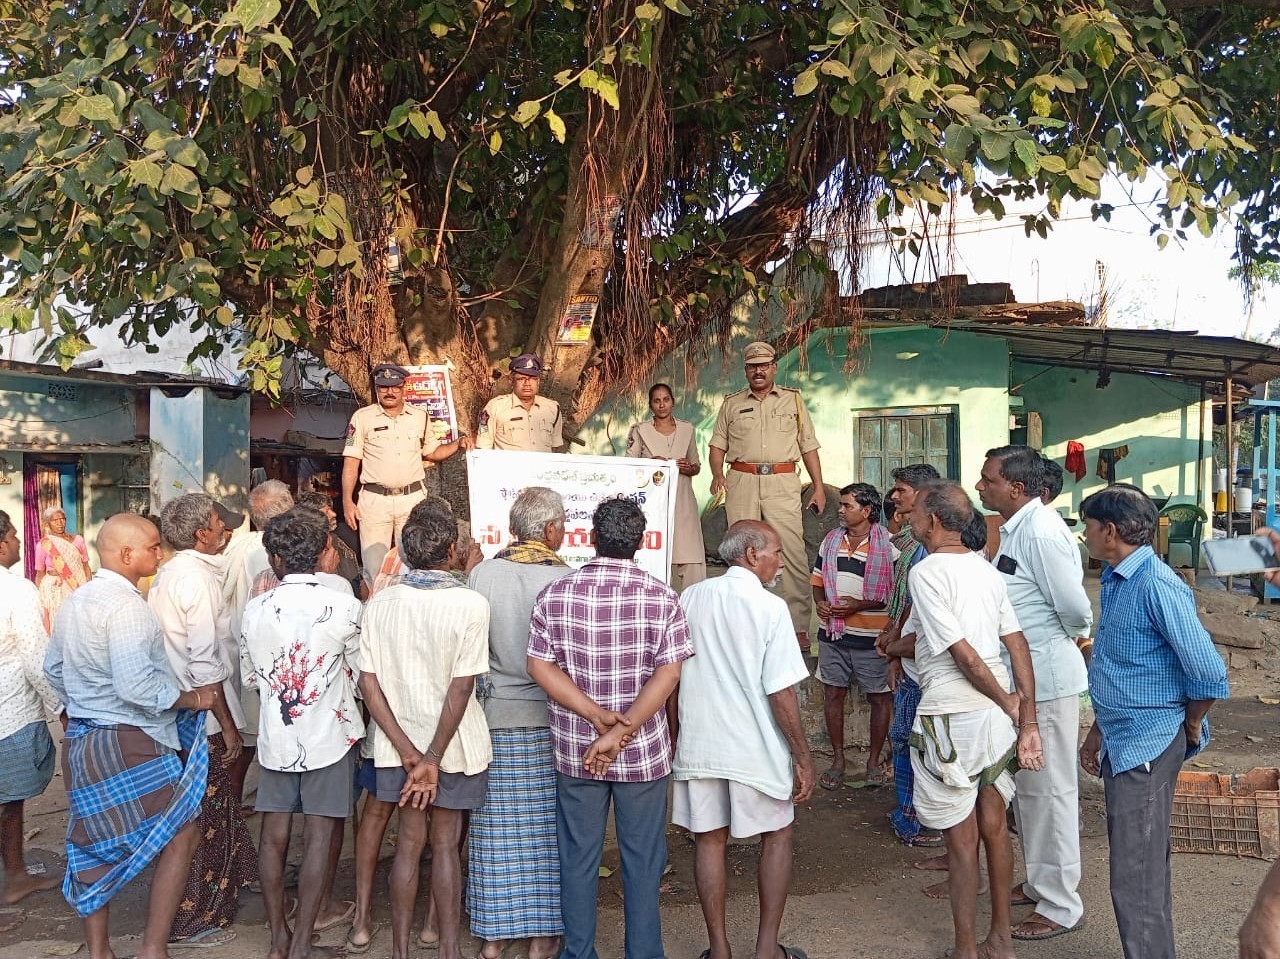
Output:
[357, 488, 427, 579]
[724, 469, 809, 631]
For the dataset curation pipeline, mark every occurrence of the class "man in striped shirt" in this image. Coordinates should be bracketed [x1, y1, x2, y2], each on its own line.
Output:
[811, 483, 899, 789]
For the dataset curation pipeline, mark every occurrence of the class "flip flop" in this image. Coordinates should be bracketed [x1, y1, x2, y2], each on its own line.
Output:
[818, 768, 844, 790]
[780, 947, 809, 959]
[345, 921, 381, 954]
[169, 927, 237, 949]
[1011, 915, 1084, 941]
[315, 900, 357, 932]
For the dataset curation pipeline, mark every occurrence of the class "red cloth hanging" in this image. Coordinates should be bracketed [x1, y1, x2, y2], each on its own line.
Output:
[1065, 441, 1087, 482]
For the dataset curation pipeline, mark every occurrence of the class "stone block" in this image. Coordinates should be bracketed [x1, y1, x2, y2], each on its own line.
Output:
[1202, 611, 1266, 650]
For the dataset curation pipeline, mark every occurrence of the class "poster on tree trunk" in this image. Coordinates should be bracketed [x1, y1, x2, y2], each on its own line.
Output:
[556, 293, 599, 345]
[467, 449, 677, 583]
[403, 365, 460, 444]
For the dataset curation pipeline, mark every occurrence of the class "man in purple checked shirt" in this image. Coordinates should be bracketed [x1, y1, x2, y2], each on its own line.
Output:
[527, 497, 694, 959]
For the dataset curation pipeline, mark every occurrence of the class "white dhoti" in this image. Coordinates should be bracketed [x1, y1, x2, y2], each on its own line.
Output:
[909, 706, 1018, 831]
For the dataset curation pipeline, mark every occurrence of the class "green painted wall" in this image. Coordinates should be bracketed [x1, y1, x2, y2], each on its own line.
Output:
[1016, 362, 1210, 564]
[579, 324, 1012, 503]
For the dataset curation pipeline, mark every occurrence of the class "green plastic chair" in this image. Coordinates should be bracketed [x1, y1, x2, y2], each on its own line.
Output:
[1160, 503, 1207, 569]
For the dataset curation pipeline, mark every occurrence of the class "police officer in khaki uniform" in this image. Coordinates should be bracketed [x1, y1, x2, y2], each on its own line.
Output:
[341, 363, 472, 576]
[475, 353, 565, 452]
[709, 341, 825, 648]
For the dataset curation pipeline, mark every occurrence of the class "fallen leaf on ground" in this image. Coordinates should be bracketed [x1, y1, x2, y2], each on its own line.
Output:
[1258, 696, 1280, 705]
[23, 828, 40, 841]
[598, 866, 613, 878]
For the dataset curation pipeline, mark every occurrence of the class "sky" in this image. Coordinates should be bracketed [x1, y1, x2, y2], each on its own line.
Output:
[845, 177, 1280, 343]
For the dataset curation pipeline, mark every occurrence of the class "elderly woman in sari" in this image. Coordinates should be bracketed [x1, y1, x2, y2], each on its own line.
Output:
[626, 383, 706, 590]
[34, 507, 91, 631]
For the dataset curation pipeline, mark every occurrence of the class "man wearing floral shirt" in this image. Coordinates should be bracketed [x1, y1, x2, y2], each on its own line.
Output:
[241, 508, 364, 959]
[527, 497, 695, 959]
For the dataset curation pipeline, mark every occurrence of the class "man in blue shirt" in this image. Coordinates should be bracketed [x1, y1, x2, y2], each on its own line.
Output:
[1078, 485, 1228, 959]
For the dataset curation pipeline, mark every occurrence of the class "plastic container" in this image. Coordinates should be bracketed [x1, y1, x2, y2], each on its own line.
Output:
[1171, 767, 1280, 860]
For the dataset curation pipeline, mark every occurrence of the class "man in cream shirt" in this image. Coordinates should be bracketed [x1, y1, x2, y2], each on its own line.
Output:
[977, 445, 1093, 942]
[674, 520, 815, 959]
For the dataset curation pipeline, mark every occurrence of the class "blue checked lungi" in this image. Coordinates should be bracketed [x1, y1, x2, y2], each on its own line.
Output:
[466, 727, 563, 940]
[889, 676, 923, 841]
[61, 710, 208, 917]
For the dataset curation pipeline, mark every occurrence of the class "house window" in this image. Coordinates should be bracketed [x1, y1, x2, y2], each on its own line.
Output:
[852, 406, 957, 489]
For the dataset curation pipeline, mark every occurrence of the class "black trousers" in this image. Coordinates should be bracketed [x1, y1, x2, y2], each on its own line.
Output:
[1102, 727, 1186, 959]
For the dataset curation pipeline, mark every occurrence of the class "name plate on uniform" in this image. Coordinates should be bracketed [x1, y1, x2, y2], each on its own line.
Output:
[467, 449, 678, 583]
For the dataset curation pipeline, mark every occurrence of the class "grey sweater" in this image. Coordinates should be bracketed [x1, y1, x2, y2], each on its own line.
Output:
[467, 557, 573, 729]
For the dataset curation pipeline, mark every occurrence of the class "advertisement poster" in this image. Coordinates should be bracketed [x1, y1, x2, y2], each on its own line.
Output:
[467, 449, 677, 583]
[556, 294, 599, 345]
[403, 365, 459, 444]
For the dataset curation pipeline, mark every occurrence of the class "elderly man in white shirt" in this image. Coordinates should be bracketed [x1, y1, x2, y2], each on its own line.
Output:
[0, 510, 62, 924]
[150, 492, 256, 946]
[977, 445, 1093, 942]
[673, 520, 815, 959]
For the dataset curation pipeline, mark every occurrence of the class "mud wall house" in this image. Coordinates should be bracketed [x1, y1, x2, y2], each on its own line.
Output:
[0, 360, 250, 575]
[579, 277, 1278, 566]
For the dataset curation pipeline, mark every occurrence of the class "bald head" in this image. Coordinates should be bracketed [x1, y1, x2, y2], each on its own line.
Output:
[719, 519, 784, 585]
[96, 513, 164, 584]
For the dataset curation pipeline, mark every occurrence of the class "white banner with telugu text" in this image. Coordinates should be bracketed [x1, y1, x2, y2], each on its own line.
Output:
[466, 449, 677, 583]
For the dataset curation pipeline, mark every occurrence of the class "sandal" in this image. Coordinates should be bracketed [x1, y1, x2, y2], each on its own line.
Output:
[169, 927, 237, 949]
[1010, 883, 1035, 907]
[818, 768, 844, 790]
[315, 900, 357, 932]
[345, 922, 381, 955]
[1011, 914, 1083, 941]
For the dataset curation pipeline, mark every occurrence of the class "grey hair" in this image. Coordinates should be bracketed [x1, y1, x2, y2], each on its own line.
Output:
[159, 492, 216, 551]
[509, 487, 565, 543]
[719, 521, 770, 564]
[43, 505, 66, 522]
[250, 479, 294, 529]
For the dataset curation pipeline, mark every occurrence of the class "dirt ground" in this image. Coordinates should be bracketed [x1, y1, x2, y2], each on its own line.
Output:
[4, 572, 1279, 959]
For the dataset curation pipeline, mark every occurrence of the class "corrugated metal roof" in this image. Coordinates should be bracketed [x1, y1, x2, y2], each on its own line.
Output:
[871, 318, 1280, 388]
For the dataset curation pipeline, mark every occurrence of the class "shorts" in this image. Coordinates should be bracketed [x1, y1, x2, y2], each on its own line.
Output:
[256, 747, 357, 818]
[367, 764, 490, 810]
[818, 642, 890, 694]
[672, 778, 794, 838]
[0, 720, 56, 803]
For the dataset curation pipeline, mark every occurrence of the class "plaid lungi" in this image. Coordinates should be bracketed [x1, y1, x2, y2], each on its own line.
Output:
[0, 720, 56, 803]
[61, 710, 208, 917]
[467, 727, 563, 940]
[889, 676, 922, 841]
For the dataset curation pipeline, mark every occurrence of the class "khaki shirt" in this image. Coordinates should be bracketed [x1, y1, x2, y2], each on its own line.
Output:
[709, 386, 819, 464]
[476, 394, 563, 452]
[344, 403, 439, 487]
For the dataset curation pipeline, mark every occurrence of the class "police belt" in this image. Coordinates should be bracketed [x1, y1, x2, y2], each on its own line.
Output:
[730, 461, 797, 476]
[359, 480, 425, 497]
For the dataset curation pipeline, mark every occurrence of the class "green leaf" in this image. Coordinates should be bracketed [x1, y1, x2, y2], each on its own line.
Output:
[131, 159, 164, 190]
[1013, 138, 1039, 174]
[545, 109, 566, 143]
[160, 163, 200, 197]
[793, 67, 818, 97]
[662, 0, 691, 14]
[429, 21, 449, 38]
[635, 3, 661, 21]
[512, 100, 541, 126]
[224, 0, 282, 32]
[237, 63, 264, 89]
[594, 77, 620, 110]
[868, 45, 896, 77]
[488, 130, 503, 155]
[104, 38, 129, 67]
[77, 95, 119, 122]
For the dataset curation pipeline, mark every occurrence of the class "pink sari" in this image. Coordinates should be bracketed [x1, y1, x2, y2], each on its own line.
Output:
[37, 534, 90, 631]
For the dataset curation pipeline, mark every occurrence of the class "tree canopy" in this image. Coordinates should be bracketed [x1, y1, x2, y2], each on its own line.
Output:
[0, 0, 1277, 431]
